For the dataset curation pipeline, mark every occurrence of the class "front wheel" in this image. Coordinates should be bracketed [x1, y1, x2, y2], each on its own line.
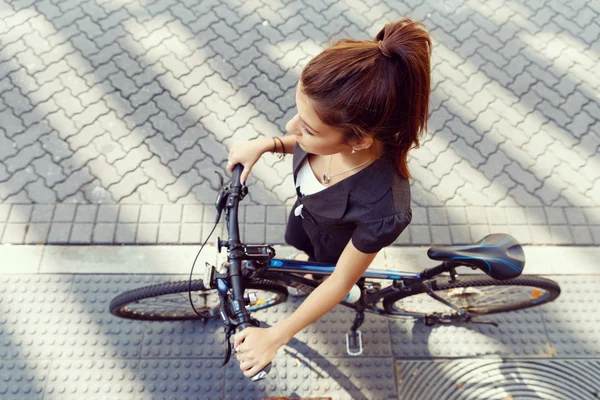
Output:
[109, 278, 288, 321]
[383, 275, 560, 316]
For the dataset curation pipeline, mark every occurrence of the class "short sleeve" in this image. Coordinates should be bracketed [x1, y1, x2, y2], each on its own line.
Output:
[351, 210, 412, 254]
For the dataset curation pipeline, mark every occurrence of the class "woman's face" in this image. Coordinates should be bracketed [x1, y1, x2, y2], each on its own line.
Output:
[285, 82, 349, 156]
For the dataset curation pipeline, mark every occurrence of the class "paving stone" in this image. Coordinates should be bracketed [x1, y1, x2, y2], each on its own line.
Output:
[115, 223, 137, 243]
[430, 226, 452, 245]
[411, 207, 428, 225]
[24, 223, 50, 244]
[69, 223, 93, 244]
[565, 207, 587, 225]
[118, 205, 140, 223]
[485, 207, 508, 225]
[509, 225, 532, 245]
[96, 204, 119, 222]
[52, 204, 76, 222]
[242, 224, 264, 244]
[158, 223, 180, 243]
[140, 205, 162, 223]
[48, 222, 72, 243]
[544, 207, 567, 225]
[470, 224, 492, 241]
[161, 204, 182, 223]
[529, 225, 553, 244]
[409, 225, 431, 245]
[465, 207, 488, 224]
[0, 204, 10, 222]
[583, 208, 600, 225]
[266, 223, 286, 244]
[450, 225, 472, 244]
[74, 204, 97, 222]
[427, 207, 449, 225]
[180, 223, 202, 244]
[245, 205, 266, 223]
[92, 222, 116, 243]
[7, 204, 32, 223]
[1, 223, 26, 243]
[526, 206, 548, 225]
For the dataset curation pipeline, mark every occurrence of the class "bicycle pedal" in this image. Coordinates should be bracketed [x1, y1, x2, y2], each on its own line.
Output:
[346, 330, 363, 356]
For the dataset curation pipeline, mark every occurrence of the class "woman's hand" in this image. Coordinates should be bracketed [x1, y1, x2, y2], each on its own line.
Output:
[227, 138, 271, 185]
[234, 326, 285, 377]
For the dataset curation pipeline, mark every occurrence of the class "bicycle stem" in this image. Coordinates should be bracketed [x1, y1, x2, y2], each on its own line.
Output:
[226, 164, 272, 381]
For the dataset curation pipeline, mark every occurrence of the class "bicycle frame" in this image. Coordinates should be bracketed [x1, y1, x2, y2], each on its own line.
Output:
[249, 257, 425, 313]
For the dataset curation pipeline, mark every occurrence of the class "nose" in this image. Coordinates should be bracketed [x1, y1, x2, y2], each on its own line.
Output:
[286, 114, 301, 136]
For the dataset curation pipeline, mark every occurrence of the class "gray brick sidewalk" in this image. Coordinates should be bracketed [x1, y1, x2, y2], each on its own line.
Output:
[1, 0, 599, 245]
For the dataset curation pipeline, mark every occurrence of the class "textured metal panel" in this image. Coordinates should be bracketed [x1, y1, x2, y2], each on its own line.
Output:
[225, 356, 397, 400]
[141, 320, 226, 359]
[44, 359, 225, 399]
[542, 276, 600, 357]
[389, 307, 551, 358]
[397, 359, 600, 400]
[0, 275, 153, 360]
[0, 360, 50, 400]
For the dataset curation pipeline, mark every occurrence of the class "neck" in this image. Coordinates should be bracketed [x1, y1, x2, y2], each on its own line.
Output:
[336, 140, 383, 167]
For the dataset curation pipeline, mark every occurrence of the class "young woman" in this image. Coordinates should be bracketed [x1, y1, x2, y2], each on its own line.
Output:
[226, 19, 432, 377]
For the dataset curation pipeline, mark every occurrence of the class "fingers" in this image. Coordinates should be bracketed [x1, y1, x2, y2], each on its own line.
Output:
[233, 329, 248, 348]
[241, 169, 249, 186]
[243, 363, 264, 377]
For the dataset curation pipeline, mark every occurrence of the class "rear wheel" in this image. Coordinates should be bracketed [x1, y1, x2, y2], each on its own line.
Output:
[109, 278, 288, 321]
[383, 275, 560, 316]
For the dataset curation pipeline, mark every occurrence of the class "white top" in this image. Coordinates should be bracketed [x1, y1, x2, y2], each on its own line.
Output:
[294, 158, 326, 217]
[296, 157, 326, 196]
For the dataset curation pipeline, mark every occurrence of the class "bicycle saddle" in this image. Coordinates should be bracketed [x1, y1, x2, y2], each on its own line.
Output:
[427, 233, 524, 280]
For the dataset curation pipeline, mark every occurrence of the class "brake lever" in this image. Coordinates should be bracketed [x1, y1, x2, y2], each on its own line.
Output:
[214, 170, 225, 189]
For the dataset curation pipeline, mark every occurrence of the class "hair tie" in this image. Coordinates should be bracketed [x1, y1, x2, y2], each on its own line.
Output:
[378, 40, 392, 58]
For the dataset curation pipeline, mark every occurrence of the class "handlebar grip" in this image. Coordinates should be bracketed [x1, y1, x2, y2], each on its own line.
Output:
[232, 163, 244, 186]
[238, 321, 272, 381]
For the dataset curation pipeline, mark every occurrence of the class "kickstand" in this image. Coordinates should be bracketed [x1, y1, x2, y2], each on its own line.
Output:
[346, 311, 364, 356]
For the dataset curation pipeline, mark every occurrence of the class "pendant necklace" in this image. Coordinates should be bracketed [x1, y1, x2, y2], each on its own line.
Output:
[322, 154, 374, 185]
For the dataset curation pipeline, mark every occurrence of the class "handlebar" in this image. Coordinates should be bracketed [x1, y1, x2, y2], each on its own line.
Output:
[227, 164, 272, 381]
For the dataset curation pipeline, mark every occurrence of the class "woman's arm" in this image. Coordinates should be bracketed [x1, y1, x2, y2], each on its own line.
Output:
[255, 135, 297, 155]
[271, 239, 378, 346]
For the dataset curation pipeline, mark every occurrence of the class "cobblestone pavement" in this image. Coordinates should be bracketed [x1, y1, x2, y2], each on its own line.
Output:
[1, 0, 599, 245]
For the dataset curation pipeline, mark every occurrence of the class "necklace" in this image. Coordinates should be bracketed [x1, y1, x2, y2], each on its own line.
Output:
[322, 154, 374, 184]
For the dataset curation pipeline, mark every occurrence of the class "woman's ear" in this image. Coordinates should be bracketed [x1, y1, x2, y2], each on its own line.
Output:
[353, 136, 375, 151]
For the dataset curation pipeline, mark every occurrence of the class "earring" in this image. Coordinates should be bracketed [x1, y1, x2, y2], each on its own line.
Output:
[351, 148, 356, 154]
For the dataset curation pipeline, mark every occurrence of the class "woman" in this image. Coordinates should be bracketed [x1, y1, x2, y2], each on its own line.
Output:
[226, 18, 432, 377]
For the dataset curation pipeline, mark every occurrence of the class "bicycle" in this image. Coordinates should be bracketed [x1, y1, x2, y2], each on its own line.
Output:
[109, 164, 561, 381]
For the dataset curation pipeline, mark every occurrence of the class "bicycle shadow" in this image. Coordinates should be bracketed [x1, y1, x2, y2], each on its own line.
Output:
[391, 305, 552, 359]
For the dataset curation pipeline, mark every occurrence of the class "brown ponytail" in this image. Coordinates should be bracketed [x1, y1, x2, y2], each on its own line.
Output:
[300, 19, 432, 179]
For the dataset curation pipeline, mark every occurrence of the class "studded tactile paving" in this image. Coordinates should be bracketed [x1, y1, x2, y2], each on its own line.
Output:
[1, 271, 598, 397]
[0, 275, 153, 360]
[541, 276, 600, 357]
[389, 306, 551, 358]
[397, 359, 600, 400]
[225, 356, 397, 400]
[141, 320, 226, 359]
[0, 360, 50, 400]
[44, 360, 143, 399]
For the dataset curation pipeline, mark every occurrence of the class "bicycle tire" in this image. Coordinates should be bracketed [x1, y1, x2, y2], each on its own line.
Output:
[109, 278, 288, 321]
[383, 275, 560, 316]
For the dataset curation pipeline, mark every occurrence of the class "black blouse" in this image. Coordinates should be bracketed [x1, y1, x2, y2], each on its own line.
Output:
[284, 143, 412, 264]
